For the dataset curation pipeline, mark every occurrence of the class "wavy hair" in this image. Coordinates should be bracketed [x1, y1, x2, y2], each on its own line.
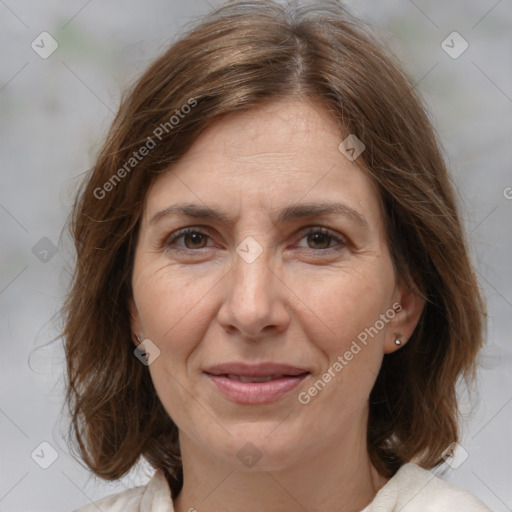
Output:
[63, 0, 485, 498]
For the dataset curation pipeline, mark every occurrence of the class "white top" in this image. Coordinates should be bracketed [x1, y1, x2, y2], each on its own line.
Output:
[73, 463, 492, 512]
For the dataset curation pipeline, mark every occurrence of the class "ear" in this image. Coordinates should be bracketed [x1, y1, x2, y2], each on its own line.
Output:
[129, 298, 143, 348]
[383, 283, 425, 354]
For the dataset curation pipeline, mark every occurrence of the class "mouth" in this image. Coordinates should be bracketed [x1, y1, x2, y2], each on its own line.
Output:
[203, 362, 310, 404]
[222, 374, 298, 383]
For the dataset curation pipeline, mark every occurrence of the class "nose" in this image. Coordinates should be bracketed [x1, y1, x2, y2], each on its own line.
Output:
[216, 248, 291, 339]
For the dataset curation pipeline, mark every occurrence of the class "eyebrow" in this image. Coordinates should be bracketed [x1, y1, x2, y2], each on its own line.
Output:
[150, 201, 369, 229]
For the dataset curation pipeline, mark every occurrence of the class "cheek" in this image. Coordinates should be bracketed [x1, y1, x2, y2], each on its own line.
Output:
[133, 260, 217, 340]
[132, 261, 222, 397]
[291, 261, 395, 349]
[292, 262, 395, 415]
[132, 262, 218, 427]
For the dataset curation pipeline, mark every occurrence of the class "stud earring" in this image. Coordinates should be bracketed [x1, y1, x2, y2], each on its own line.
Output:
[395, 338, 401, 346]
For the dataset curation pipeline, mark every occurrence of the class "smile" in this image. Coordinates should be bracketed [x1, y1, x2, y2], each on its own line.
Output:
[203, 362, 310, 404]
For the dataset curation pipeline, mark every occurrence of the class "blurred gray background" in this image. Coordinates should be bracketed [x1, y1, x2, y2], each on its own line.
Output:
[1, 1, 511, 511]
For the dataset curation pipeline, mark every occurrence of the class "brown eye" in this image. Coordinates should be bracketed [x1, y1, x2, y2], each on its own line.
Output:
[306, 232, 332, 249]
[294, 227, 346, 253]
[165, 229, 211, 251]
[183, 232, 208, 249]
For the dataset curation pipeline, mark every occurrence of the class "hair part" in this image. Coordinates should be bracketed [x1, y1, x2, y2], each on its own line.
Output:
[63, 0, 485, 497]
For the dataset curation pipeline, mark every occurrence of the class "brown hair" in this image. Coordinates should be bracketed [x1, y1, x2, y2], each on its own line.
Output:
[63, 0, 485, 497]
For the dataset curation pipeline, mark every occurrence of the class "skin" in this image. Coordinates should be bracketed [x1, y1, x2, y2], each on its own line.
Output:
[130, 97, 424, 512]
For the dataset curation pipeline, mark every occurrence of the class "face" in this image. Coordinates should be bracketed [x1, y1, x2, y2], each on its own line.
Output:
[130, 98, 422, 471]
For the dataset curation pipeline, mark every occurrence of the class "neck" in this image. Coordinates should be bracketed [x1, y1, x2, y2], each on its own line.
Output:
[173, 426, 388, 512]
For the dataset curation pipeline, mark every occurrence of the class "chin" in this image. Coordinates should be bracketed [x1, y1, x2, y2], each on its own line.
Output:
[209, 423, 307, 472]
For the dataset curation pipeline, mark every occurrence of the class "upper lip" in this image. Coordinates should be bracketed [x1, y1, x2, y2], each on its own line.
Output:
[203, 362, 309, 377]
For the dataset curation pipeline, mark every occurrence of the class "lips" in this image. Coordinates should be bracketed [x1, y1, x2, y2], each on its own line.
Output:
[203, 362, 310, 404]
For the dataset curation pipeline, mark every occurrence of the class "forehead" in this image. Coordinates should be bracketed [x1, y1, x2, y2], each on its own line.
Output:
[144, 98, 381, 223]
[180, 98, 344, 171]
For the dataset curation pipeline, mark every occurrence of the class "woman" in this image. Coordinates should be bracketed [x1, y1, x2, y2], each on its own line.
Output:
[64, 1, 492, 511]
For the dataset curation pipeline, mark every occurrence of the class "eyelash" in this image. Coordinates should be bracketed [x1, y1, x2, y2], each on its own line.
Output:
[163, 226, 347, 254]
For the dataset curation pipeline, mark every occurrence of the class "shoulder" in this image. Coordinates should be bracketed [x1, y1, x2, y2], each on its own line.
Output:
[365, 463, 493, 512]
[72, 470, 174, 512]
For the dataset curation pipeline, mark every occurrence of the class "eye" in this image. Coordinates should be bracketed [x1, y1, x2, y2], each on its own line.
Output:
[295, 227, 346, 251]
[163, 226, 347, 254]
[165, 228, 211, 250]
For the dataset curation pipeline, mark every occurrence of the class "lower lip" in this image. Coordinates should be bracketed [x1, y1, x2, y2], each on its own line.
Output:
[205, 373, 309, 404]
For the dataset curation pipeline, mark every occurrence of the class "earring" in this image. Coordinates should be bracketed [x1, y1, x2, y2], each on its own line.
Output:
[395, 338, 401, 346]
[136, 334, 142, 344]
